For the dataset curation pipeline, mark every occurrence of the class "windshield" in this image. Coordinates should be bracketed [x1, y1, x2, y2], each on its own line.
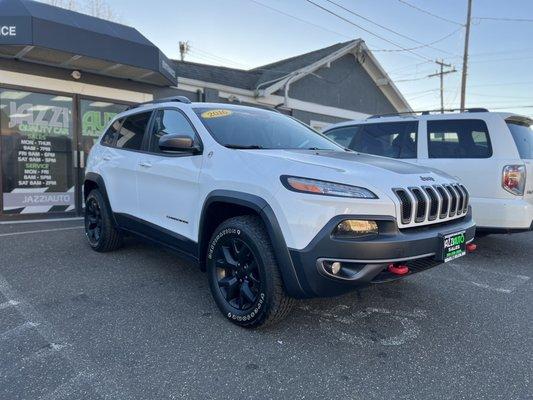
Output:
[507, 121, 533, 159]
[194, 107, 344, 151]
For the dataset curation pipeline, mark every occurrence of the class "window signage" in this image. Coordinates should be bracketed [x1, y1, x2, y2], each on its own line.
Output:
[1, 90, 74, 214]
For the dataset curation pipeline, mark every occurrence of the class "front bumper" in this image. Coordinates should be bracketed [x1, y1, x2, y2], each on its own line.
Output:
[288, 208, 476, 298]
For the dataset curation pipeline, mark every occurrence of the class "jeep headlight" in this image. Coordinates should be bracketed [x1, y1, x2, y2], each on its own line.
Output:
[281, 176, 377, 199]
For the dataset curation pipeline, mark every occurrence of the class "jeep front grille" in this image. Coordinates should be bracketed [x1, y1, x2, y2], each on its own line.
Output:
[393, 184, 469, 227]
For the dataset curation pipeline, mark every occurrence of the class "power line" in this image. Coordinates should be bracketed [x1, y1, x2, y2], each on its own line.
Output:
[397, 0, 464, 26]
[304, 0, 434, 61]
[371, 27, 463, 53]
[248, 0, 460, 56]
[475, 16, 533, 23]
[189, 47, 252, 69]
[247, 0, 352, 40]
[323, 0, 456, 56]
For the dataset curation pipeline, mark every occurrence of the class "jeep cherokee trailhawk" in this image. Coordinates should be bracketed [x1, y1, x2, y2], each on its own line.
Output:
[84, 97, 476, 328]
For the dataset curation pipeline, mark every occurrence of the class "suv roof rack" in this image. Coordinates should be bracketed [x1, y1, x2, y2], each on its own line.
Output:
[367, 107, 489, 119]
[127, 96, 191, 110]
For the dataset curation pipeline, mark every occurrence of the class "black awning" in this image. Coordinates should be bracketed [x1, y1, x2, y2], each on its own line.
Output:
[0, 0, 176, 86]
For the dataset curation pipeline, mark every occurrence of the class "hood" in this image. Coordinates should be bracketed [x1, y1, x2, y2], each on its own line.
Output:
[238, 149, 456, 197]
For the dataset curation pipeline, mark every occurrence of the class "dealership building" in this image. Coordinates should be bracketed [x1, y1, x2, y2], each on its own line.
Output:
[0, 0, 411, 221]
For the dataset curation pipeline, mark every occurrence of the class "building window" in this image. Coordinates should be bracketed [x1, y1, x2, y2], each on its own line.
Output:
[1, 89, 74, 214]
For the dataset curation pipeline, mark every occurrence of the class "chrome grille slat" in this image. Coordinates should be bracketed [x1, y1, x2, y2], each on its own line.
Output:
[423, 186, 439, 221]
[409, 187, 426, 223]
[459, 184, 470, 213]
[434, 185, 450, 219]
[444, 185, 458, 217]
[453, 184, 465, 216]
[393, 183, 469, 228]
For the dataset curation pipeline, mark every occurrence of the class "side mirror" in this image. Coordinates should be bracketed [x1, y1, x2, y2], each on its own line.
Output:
[158, 133, 199, 153]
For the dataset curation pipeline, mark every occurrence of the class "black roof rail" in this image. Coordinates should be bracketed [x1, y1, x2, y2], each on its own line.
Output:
[367, 107, 489, 119]
[126, 96, 191, 110]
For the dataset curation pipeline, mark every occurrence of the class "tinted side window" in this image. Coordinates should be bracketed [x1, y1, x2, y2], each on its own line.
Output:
[101, 118, 123, 146]
[428, 119, 492, 159]
[148, 109, 197, 153]
[350, 122, 418, 158]
[507, 122, 533, 159]
[325, 126, 360, 148]
[116, 112, 151, 151]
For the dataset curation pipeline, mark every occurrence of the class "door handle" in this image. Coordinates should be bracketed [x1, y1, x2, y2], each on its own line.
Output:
[103, 155, 111, 161]
[139, 161, 153, 168]
[79, 151, 85, 168]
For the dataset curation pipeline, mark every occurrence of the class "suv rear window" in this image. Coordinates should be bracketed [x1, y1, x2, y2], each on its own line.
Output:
[428, 119, 492, 158]
[326, 122, 418, 159]
[507, 121, 533, 159]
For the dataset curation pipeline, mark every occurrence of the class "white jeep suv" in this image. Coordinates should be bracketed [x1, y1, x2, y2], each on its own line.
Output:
[324, 109, 533, 234]
[84, 97, 476, 328]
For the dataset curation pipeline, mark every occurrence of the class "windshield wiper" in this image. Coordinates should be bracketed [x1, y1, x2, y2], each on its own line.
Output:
[224, 144, 264, 149]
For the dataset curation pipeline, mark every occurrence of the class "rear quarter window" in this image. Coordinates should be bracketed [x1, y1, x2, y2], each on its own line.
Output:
[427, 119, 492, 159]
[324, 126, 360, 148]
[507, 122, 533, 159]
[329, 122, 418, 159]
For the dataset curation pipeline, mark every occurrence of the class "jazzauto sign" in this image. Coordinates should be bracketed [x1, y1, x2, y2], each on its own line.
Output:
[8, 102, 70, 137]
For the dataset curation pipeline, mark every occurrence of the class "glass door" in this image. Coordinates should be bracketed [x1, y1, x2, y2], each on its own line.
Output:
[0, 89, 76, 216]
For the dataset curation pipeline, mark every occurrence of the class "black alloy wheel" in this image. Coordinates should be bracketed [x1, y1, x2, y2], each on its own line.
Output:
[214, 237, 261, 311]
[85, 197, 103, 245]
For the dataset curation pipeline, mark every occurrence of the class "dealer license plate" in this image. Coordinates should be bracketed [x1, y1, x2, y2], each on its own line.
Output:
[440, 230, 466, 262]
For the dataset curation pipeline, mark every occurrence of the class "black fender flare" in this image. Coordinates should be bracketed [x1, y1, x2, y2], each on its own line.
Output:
[199, 190, 306, 298]
[84, 172, 118, 227]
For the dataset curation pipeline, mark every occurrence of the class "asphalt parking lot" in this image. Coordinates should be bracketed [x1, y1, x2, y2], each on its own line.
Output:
[0, 220, 531, 400]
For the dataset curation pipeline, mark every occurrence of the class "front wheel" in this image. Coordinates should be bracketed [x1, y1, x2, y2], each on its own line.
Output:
[206, 215, 294, 328]
[84, 189, 122, 252]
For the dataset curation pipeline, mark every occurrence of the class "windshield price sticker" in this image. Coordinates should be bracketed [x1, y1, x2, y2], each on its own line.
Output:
[201, 109, 233, 119]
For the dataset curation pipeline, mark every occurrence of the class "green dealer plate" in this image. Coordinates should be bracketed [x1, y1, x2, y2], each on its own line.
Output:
[440, 230, 466, 262]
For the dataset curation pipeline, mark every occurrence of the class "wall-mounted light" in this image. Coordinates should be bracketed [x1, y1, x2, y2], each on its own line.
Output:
[71, 70, 82, 80]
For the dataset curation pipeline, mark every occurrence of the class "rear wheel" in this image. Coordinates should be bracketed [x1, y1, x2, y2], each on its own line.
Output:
[84, 189, 122, 252]
[206, 215, 294, 328]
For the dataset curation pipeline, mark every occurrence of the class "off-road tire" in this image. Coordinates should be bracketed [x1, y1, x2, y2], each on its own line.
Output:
[84, 189, 122, 252]
[206, 215, 294, 328]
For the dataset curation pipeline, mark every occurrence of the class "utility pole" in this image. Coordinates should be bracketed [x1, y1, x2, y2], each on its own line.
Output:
[179, 41, 190, 62]
[428, 60, 457, 113]
[460, 0, 473, 111]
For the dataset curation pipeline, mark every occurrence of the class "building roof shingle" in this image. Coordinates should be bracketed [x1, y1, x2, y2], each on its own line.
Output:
[174, 40, 359, 91]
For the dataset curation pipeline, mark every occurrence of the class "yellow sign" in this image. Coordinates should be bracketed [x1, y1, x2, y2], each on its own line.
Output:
[201, 109, 232, 119]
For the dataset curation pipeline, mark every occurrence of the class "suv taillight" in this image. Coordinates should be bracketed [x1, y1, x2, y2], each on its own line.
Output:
[502, 165, 526, 196]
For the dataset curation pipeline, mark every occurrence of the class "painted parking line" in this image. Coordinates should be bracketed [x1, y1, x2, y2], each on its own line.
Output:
[0, 226, 83, 238]
[0, 272, 125, 399]
[0, 300, 19, 310]
[432, 262, 531, 294]
[0, 321, 39, 340]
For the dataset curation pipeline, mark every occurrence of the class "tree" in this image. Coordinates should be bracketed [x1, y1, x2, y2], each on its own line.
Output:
[40, 0, 120, 22]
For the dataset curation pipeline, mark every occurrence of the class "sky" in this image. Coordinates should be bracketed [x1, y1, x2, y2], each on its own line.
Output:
[52, 0, 533, 116]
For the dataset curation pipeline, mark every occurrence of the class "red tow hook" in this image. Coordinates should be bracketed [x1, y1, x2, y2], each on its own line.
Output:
[388, 264, 409, 276]
[466, 243, 477, 253]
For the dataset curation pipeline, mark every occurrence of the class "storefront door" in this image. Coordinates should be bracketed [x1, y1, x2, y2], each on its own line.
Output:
[0, 87, 128, 220]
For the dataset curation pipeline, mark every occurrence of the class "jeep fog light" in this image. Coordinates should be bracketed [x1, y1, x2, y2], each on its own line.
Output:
[334, 219, 378, 238]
